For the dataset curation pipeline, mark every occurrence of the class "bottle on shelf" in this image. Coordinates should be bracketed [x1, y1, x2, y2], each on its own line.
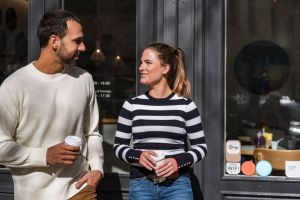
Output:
[254, 130, 265, 148]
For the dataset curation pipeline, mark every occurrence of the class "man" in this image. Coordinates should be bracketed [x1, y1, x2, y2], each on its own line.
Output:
[0, 9, 104, 200]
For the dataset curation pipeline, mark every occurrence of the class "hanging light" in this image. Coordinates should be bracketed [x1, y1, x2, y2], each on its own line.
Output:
[90, 0, 105, 62]
[91, 41, 105, 61]
[113, 49, 124, 67]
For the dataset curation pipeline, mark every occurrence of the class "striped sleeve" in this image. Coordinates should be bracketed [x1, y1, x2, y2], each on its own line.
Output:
[113, 100, 142, 163]
[174, 100, 207, 170]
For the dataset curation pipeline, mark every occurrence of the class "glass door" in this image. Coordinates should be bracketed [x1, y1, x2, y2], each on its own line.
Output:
[0, 0, 28, 169]
[0, 0, 28, 85]
[64, 0, 136, 174]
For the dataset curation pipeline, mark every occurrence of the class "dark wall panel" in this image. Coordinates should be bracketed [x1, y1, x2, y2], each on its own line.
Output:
[136, 0, 156, 94]
[0, 194, 14, 200]
[178, 0, 195, 92]
[224, 196, 300, 200]
[162, 0, 177, 46]
[201, 0, 223, 199]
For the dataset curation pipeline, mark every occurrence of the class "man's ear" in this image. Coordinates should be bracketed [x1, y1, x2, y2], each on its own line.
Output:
[49, 35, 60, 50]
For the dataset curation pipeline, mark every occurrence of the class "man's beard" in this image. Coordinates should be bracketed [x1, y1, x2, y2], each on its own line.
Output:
[60, 56, 76, 67]
[57, 44, 78, 67]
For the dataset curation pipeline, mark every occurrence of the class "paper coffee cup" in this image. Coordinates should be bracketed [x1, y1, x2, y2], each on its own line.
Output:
[151, 153, 165, 167]
[64, 136, 82, 150]
[151, 153, 166, 183]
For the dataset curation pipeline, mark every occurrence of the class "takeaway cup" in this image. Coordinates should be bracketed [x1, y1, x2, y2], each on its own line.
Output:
[64, 136, 82, 151]
[151, 153, 166, 183]
[152, 153, 165, 167]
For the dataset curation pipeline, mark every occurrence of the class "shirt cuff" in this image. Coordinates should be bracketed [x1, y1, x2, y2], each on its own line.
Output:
[29, 147, 48, 167]
[89, 157, 104, 175]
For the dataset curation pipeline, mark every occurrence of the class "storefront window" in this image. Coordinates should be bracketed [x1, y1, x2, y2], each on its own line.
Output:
[226, 0, 300, 177]
[0, 0, 28, 169]
[64, 0, 136, 173]
[0, 0, 28, 85]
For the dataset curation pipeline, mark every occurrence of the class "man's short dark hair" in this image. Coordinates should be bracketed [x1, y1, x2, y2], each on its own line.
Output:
[37, 9, 81, 48]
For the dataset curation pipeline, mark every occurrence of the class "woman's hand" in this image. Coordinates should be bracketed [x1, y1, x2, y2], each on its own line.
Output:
[139, 151, 157, 171]
[155, 158, 178, 177]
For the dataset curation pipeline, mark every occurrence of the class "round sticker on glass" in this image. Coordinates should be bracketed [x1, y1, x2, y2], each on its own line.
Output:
[256, 160, 272, 176]
[241, 161, 256, 176]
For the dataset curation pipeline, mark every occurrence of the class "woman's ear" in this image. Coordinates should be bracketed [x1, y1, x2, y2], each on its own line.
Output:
[162, 64, 170, 74]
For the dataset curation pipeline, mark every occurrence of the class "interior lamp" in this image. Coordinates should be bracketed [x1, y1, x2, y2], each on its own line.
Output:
[90, 0, 105, 62]
[114, 50, 124, 67]
[91, 41, 105, 61]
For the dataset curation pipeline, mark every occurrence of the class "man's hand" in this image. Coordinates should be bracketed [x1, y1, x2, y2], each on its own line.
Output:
[75, 170, 103, 189]
[46, 143, 81, 165]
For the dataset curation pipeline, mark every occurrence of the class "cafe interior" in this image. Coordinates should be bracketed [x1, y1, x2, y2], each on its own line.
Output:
[225, 0, 300, 177]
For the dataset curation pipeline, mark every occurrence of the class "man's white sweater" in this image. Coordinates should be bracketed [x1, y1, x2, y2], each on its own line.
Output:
[0, 63, 104, 200]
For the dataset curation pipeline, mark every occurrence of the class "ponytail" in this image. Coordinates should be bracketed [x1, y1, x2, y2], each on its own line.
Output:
[171, 48, 191, 97]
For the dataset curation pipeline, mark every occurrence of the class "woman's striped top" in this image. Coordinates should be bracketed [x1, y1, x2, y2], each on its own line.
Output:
[114, 92, 207, 177]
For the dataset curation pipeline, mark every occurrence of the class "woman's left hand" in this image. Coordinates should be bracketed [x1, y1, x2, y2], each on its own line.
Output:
[155, 158, 178, 177]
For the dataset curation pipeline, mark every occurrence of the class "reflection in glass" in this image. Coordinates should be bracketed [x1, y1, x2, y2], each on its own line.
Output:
[0, 0, 28, 168]
[0, 0, 28, 85]
[234, 40, 289, 95]
[65, 0, 136, 123]
[5, 7, 17, 31]
[90, 0, 105, 62]
[226, 0, 300, 176]
[65, 0, 136, 173]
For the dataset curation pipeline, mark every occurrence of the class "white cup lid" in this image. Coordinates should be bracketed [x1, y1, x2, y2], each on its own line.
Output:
[65, 136, 82, 147]
[151, 153, 165, 162]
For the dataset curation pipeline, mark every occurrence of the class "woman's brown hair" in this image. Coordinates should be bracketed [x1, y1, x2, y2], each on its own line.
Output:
[144, 42, 191, 97]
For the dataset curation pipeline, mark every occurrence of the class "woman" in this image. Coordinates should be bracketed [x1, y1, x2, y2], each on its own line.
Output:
[114, 42, 207, 200]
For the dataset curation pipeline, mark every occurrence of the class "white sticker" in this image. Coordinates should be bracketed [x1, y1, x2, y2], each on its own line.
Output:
[226, 162, 241, 174]
[286, 161, 300, 178]
[226, 140, 241, 154]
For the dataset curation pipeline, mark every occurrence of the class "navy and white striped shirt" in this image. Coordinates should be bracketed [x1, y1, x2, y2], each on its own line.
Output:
[114, 92, 207, 177]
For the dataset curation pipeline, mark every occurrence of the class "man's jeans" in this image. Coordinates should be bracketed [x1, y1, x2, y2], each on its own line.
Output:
[129, 176, 193, 200]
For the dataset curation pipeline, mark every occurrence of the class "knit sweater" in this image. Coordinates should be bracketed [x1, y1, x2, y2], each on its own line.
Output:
[114, 92, 207, 178]
[0, 63, 104, 200]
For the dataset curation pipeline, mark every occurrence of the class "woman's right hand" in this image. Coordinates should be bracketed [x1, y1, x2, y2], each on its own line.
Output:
[139, 151, 157, 171]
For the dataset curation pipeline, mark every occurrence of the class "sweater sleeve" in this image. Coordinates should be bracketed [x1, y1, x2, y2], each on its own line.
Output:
[84, 76, 104, 174]
[113, 100, 142, 163]
[174, 101, 207, 170]
[0, 84, 48, 168]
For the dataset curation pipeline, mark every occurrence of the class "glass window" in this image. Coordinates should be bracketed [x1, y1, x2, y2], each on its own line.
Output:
[0, 0, 28, 169]
[0, 0, 28, 85]
[226, 0, 300, 176]
[64, 0, 136, 173]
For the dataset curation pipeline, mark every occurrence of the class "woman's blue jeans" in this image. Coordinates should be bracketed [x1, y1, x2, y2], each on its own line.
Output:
[129, 176, 193, 200]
